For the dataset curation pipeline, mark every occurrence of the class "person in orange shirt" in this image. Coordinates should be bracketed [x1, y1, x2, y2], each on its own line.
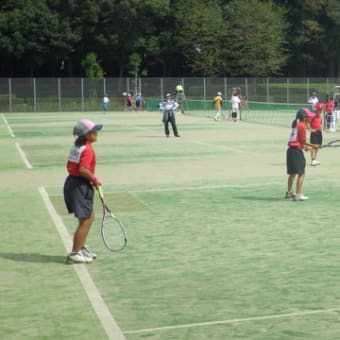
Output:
[285, 109, 319, 201]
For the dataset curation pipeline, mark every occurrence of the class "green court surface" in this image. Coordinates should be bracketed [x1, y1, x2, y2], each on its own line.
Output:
[2, 111, 340, 339]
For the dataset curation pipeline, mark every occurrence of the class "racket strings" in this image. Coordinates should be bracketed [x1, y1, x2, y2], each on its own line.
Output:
[101, 213, 127, 252]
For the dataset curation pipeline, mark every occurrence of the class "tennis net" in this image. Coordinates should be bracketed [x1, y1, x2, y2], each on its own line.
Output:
[146, 98, 305, 127]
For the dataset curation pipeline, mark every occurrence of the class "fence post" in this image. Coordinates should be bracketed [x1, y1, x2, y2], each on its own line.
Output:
[326, 78, 329, 94]
[266, 78, 269, 103]
[33, 78, 37, 112]
[287, 78, 289, 104]
[307, 78, 310, 101]
[8, 78, 12, 113]
[81, 78, 84, 112]
[203, 77, 206, 109]
[224, 77, 227, 99]
[58, 78, 61, 112]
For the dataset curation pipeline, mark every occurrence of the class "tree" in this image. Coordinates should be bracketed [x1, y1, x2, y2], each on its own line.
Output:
[0, 0, 78, 76]
[81, 52, 104, 78]
[222, 0, 289, 76]
[283, 0, 329, 76]
[172, 0, 226, 76]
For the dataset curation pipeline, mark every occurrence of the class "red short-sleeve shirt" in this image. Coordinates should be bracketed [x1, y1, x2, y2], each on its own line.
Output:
[288, 121, 306, 149]
[67, 141, 96, 176]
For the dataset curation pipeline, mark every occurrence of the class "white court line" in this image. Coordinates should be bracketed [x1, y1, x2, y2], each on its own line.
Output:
[15, 142, 33, 169]
[1, 113, 15, 137]
[191, 140, 248, 153]
[38, 186, 126, 340]
[129, 181, 282, 194]
[124, 308, 340, 335]
[45, 181, 282, 194]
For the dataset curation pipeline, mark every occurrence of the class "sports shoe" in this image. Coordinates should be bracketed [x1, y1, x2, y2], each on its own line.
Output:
[66, 251, 93, 264]
[285, 192, 297, 199]
[80, 245, 97, 260]
[294, 194, 309, 201]
[311, 160, 320, 166]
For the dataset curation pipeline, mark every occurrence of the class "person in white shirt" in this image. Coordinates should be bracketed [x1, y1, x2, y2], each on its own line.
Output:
[102, 94, 110, 111]
[308, 91, 319, 112]
[230, 92, 241, 122]
[158, 93, 180, 137]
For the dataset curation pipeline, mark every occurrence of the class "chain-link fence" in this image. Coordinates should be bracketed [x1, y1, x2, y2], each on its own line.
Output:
[0, 77, 339, 112]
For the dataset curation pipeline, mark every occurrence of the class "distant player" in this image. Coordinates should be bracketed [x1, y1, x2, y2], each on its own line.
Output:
[325, 95, 335, 131]
[126, 93, 133, 111]
[230, 91, 241, 122]
[308, 91, 319, 112]
[307, 103, 323, 166]
[158, 93, 180, 137]
[214, 92, 223, 121]
[135, 93, 142, 111]
[102, 94, 110, 111]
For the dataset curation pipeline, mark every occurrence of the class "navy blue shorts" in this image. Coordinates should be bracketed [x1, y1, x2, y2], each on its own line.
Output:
[286, 147, 305, 175]
[310, 130, 322, 145]
[63, 176, 94, 218]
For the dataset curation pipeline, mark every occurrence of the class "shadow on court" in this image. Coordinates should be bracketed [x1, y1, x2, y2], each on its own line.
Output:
[0, 252, 66, 264]
[235, 195, 284, 202]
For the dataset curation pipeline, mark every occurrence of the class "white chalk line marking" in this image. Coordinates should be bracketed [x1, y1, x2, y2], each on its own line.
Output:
[38, 186, 126, 340]
[1, 113, 15, 137]
[124, 308, 340, 335]
[15, 142, 33, 169]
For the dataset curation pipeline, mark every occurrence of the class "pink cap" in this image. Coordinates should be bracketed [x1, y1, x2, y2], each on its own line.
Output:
[302, 108, 315, 118]
[73, 119, 103, 136]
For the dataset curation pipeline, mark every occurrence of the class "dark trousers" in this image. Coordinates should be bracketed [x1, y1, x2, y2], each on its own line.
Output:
[164, 116, 179, 136]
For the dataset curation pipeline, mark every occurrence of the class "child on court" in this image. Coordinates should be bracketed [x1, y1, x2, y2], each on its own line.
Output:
[102, 94, 110, 111]
[307, 103, 323, 166]
[214, 92, 223, 121]
[64, 119, 103, 264]
[230, 91, 241, 122]
[286, 109, 319, 201]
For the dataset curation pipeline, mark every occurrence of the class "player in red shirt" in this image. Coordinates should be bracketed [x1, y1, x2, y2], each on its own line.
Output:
[325, 96, 335, 131]
[64, 119, 103, 264]
[306, 103, 323, 166]
[286, 109, 319, 201]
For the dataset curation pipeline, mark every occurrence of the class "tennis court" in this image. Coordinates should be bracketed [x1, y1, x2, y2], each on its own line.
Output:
[2, 110, 340, 339]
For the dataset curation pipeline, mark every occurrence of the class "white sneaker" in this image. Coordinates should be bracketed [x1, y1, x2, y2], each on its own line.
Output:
[81, 245, 97, 260]
[311, 160, 320, 166]
[294, 194, 309, 201]
[66, 251, 93, 264]
[285, 192, 297, 199]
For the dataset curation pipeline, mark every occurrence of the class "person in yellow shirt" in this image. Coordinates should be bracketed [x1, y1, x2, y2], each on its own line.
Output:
[214, 92, 223, 121]
[175, 83, 185, 114]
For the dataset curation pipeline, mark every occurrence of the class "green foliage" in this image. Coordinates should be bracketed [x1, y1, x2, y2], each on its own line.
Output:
[173, 0, 226, 76]
[81, 53, 104, 78]
[222, 0, 288, 76]
[0, 0, 340, 76]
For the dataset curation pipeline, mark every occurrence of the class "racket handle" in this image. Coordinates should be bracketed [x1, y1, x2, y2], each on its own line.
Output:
[97, 186, 104, 199]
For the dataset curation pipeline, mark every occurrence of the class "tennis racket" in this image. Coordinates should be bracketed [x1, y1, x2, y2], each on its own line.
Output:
[320, 139, 340, 148]
[97, 186, 127, 252]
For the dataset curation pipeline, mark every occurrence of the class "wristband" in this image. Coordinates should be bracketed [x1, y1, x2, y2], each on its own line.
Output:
[92, 176, 99, 185]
